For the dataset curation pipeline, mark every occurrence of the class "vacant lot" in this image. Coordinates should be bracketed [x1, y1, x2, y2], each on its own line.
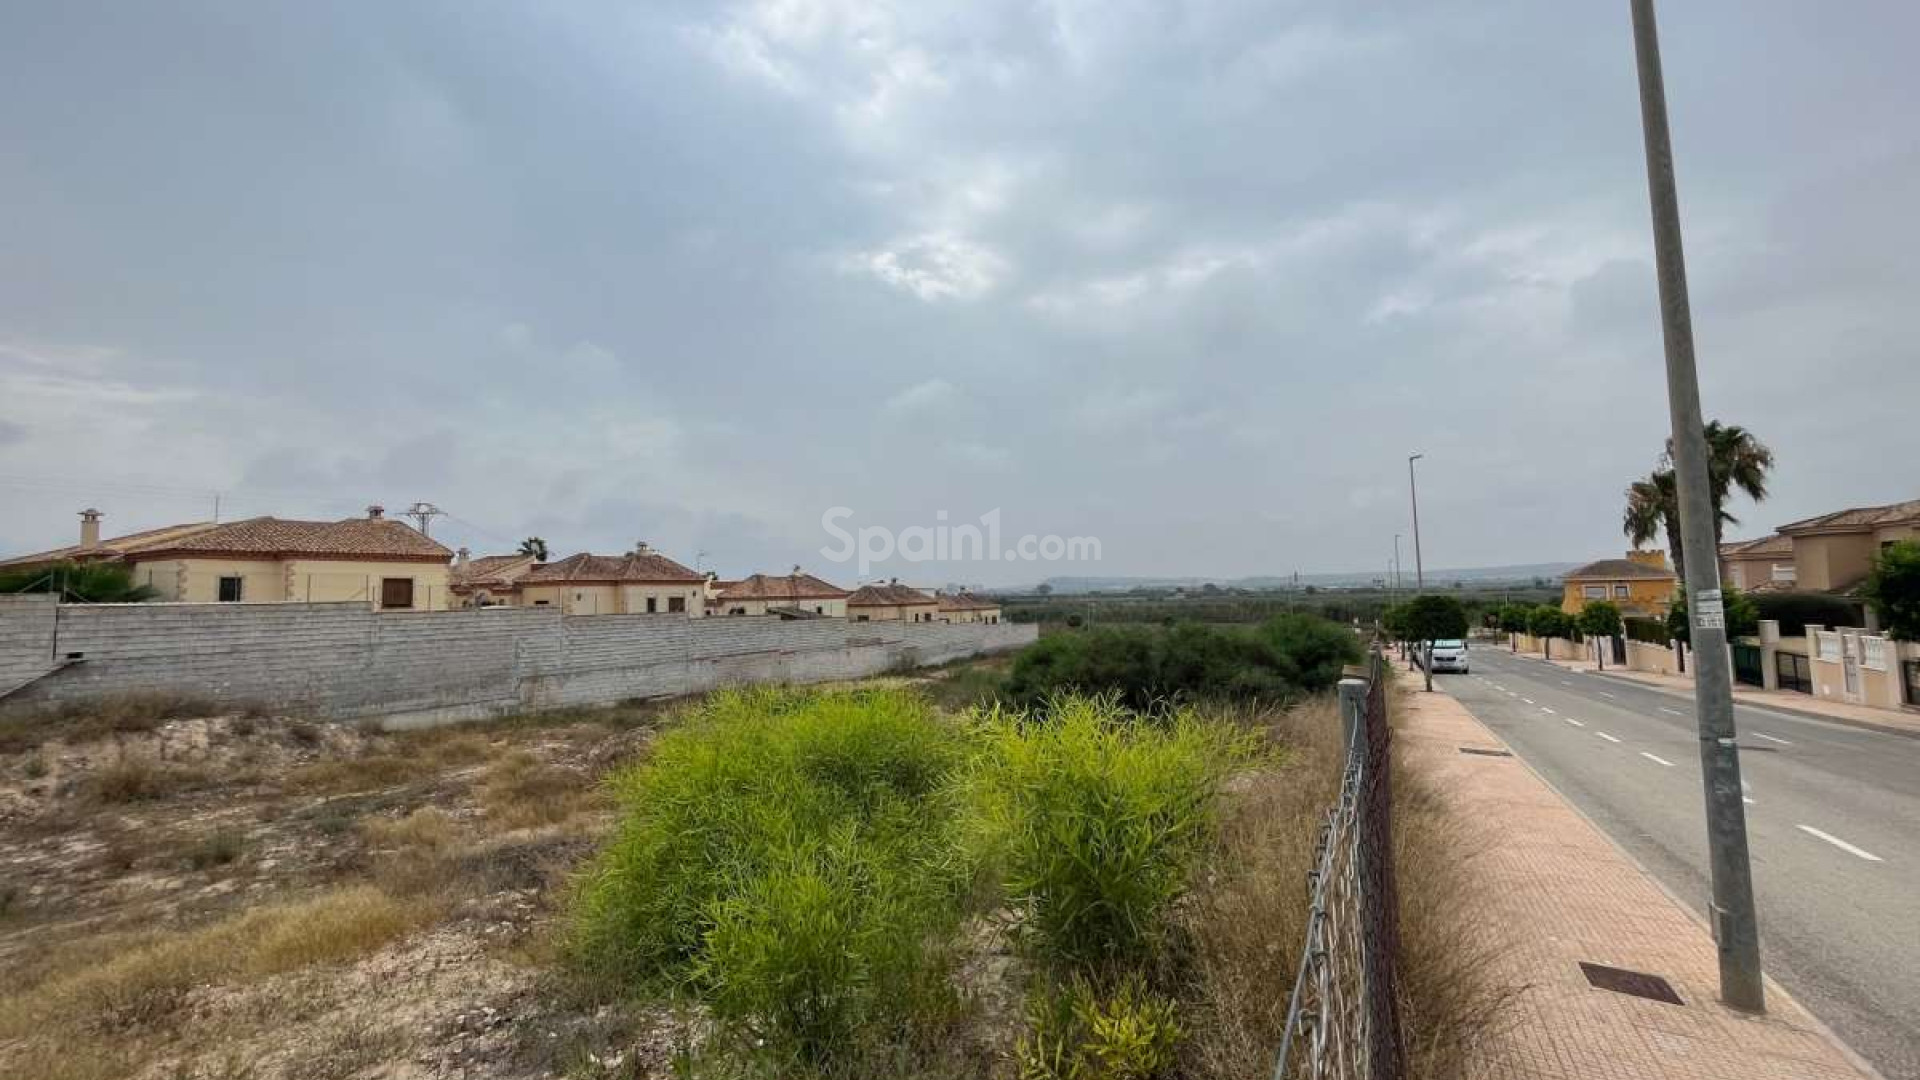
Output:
[0, 656, 1497, 1080]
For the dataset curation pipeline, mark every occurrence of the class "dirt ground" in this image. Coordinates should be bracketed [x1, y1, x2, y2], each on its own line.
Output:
[0, 698, 702, 1080]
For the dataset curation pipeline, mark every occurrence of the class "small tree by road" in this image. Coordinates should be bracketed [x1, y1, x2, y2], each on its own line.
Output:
[1381, 602, 1411, 667]
[1863, 540, 1920, 641]
[1527, 605, 1575, 661]
[1496, 603, 1531, 652]
[1404, 594, 1469, 692]
[1668, 585, 1759, 645]
[1577, 601, 1623, 670]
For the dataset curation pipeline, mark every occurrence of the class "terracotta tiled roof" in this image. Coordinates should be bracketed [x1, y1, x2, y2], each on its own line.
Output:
[450, 554, 537, 590]
[718, 572, 850, 602]
[1720, 534, 1793, 558]
[520, 550, 702, 585]
[937, 591, 999, 611]
[847, 582, 936, 607]
[1778, 499, 1920, 534]
[1564, 558, 1677, 582]
[1, 515, 450, 566]
[0, 521, 219, 569]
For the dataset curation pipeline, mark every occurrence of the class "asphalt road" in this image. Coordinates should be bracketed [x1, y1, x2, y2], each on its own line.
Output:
[1434, 646, 1920, 1080]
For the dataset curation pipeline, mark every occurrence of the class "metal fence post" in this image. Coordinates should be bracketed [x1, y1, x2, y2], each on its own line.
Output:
[1354, 657, 1406, 1080]
[1339, 676, 1366, 752]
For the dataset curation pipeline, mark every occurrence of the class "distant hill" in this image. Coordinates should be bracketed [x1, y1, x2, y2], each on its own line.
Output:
[1030, 562, 1579, 595]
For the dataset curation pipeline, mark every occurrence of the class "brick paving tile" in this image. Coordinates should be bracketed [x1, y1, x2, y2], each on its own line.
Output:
[1396, 669, 1875, 1080]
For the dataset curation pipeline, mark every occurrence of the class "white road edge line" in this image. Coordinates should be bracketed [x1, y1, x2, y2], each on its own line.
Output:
[1562, 717, 1586, 728]
[1598, 691, 1617, 699]
[1753, 732, 1793, 746]
[1595, 731, 1620, 743]
[1640, 752, 1675, 767]
[1796, 825, 1884, 863]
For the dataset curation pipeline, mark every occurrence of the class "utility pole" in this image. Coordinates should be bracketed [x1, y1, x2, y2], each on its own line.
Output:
[403, 501, 445, 538]
[1629, 0, 1764, 1013]
[1393, 533, 1403, 591]
[1407, 454, 1425, 590]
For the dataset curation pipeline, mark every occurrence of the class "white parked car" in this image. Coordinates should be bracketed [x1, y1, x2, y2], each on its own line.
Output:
[1423, 639, 1470, 674]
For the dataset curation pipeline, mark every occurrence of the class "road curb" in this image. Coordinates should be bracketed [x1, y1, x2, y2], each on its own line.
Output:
[1577, 668, 1920, 741]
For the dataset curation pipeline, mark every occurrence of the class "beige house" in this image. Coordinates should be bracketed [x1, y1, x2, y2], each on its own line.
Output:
[1718, 534, 1796, 593]
[0, 507, 454, 610]
[1774, 500, 1920, 594]
[936, 592, 1003, 624]
[846, 581, 939, 623]
[448, 550, 538, 608]
[713, 569, 851, 617]
[515, 545, 705, 615]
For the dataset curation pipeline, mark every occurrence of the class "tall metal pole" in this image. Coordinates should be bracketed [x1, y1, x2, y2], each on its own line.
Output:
[1628, 0, 1764, 1013]
[1393, 533, 1403, 591]
[1407, 454, 1425, 589]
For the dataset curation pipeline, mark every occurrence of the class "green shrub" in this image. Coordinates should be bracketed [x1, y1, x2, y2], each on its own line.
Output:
[970, 696, 1252, 968]
[569, 687, 970, 1064]
[1865, 540, 1920, 641]
[1623, 616, 1670, 646]
[1002, 617, 1359, 710]
[1750, 590, 1864, 637]
[1015, 974, 1184, 1080]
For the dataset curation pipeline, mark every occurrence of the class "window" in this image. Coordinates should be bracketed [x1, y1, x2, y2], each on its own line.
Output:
[814, 606, 823, 614]
[667, 596, 685, 613]
[217, 576, 244, 603]
[646, 597, 658, 613]
[380, 577, 415, 609]
[534, 599, 550, 606]
[1771, 563, 1796, 583]
[854, 614, 870, 623]
[1583, 585, 1606, 599]
[730, 606, 746, 615]
[1614, 584, 1630, 599]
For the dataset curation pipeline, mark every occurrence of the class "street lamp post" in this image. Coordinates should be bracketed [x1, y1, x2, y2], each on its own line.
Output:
[1407, 454, 1426, 590]
[1628, 0, 1764, 1013]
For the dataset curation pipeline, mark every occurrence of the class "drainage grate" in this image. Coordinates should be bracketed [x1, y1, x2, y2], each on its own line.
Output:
[1458, 747, 1512, 757]
[1579, 962, 1684, 1005]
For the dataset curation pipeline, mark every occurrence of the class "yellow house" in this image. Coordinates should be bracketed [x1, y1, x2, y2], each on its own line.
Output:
[846, 581, 939, 623]
[0, 507, 454, 610]
[1561, 550, 1677, 620]
[713, 569, 851, 617]
[936, 592, 1003, 624]
[514, 545, 706, 615]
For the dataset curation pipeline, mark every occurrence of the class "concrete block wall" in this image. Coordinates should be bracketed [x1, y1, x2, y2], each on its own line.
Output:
[0, 601, 1036, 725]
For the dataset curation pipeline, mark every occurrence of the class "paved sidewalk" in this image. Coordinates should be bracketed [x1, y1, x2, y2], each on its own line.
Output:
[1508, 648, 1920, 738]
[1397, 669, 1877, 1080]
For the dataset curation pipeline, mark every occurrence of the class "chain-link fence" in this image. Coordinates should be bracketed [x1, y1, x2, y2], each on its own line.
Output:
[1273, 648, 1406, 1080]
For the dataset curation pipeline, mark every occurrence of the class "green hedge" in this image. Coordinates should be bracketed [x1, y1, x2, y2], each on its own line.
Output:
[1623, 617, 1671, 646]
[1751, 592, 1865, 637]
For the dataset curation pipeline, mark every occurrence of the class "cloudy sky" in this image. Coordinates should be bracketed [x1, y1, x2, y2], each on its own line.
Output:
[3, 1, 1916, 586]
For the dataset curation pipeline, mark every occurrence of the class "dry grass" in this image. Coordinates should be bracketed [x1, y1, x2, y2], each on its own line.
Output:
[286, 752, 435, 794]
[1390, 686, 1518, 1079]
[88, 751, 205, 803]
[0, 885, 433, 1039]
[359, 806, 461, 852]
[1178, 696, 1347, 1080]
[0, 691, 264, 753]
[477, 750, 599, 831]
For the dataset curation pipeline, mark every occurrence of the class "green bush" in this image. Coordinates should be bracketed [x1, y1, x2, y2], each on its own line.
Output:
[569, 687, 970, 1064]
[1016, 973, 1185, 1080]
[1750, 590, 1864, 637]
[969, 696, 1253, 969]
[1002, 617, 1360, 710]
[1623, 616, 1671, 646]
[1865, 540, 1920, 641]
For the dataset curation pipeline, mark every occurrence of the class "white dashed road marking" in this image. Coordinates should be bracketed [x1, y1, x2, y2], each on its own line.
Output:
[1521, 698, 1535, 705]
[1640, 752, 1675, 767]
[1598, 691, 1617, 699]
[1796, 825, 1884, 863]
[1562, 717, 1586, 728]
[1595, 731, 1620, 743]
[1540, 706, 1555, 714]
[1753, 732, 1793, 746]
[1659, 707, 1687, 717]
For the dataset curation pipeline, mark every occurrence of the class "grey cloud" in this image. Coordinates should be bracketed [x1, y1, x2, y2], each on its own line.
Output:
[1, 1, 1916, 581]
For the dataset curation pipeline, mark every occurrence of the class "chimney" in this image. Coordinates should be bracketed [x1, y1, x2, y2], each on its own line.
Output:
[366, 504, 385, 520]
[792, 564, 803, 576]
[79, 508, 103, 550]
[456, 547, 471, 567]
[1626, 549, 1668, 569]
[634, 540, 651, 556]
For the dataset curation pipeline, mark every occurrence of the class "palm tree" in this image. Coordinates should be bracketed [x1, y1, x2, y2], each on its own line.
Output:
[1621, 421, 1774, 583]
[517, 536, 549, 561]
